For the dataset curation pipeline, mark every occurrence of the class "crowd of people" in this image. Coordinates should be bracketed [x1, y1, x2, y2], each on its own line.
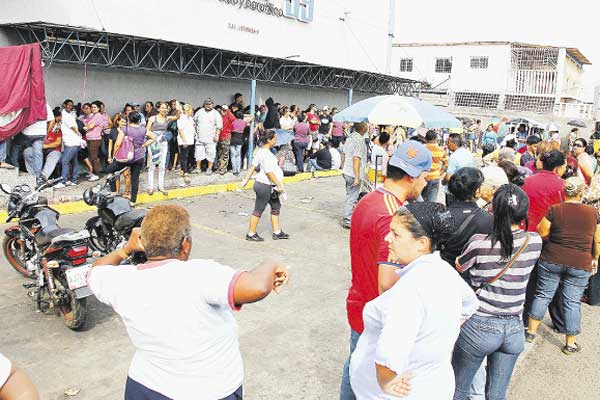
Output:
[0, 95, 351, 204]
[3, 96, 600, 400]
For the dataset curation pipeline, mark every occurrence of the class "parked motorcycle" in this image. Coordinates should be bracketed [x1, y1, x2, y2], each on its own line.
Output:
[84, 168, 147, 264]
[1, 178, 92, 330]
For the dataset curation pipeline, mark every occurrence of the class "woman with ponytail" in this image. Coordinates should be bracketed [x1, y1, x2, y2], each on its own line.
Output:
[240, 129, 289, 242]
[452, 184, 543, 400]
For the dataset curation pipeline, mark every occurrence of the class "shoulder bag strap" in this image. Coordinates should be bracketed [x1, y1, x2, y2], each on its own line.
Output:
[477, 233, 530, 294]
[454, 209, 480, 239]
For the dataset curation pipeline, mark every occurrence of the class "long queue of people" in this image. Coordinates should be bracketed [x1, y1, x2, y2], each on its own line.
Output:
[339, 125, 600, 400]
[0, 95, 351, 203]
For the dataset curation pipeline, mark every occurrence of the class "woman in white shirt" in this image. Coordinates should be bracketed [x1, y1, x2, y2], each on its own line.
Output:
[350, 202, 478, 400]
[240, 130, 289, 242]
[177, 104, 196, 183]
[279, 106, 296, 131]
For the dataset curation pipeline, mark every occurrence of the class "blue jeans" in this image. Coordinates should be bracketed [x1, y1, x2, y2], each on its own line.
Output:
[529, 260, 591, 335]
[308, 158, 324, 172]
[23, 138, 44, 177]
[293, 141, 308, 172]
[0, 140, 6, 163]
[452, 315, 524, 400]
[230, 144, 242, 173]
[61, 146, 80, 183]
[340, 329, 360, 400]
[125, 377, 243, 400]
[421, 179, 440, 203]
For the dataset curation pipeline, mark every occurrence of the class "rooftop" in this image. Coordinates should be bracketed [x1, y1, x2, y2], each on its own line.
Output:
[393, 41, 591, 65]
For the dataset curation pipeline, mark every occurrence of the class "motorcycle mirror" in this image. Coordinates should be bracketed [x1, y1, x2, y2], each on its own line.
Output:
[21, 184, 31, 193]
[0, 183, 11, 194]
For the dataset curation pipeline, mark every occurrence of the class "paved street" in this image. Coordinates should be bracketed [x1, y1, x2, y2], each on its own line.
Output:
[0, 177, 598, 399]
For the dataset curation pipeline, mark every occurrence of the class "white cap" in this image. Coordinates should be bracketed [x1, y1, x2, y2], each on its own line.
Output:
[482, 166, 509, 187]
[322, 105, 330, 111]
[547, 123, 560, 132]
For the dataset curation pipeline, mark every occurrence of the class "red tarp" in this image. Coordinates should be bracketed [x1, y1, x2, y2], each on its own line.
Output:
[0, 43, 47, 142]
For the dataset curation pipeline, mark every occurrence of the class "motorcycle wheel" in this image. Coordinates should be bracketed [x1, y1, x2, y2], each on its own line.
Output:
[86, 217, 109, 253]
[55, 274, 87, 331]
[2, 236, 31, 278]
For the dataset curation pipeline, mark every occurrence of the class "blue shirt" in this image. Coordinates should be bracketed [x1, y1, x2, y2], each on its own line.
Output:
[447, 147, 474, 175]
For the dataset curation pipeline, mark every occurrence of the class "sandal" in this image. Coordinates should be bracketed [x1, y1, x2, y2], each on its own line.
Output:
[148, 190, 154, 196]
[562, 343, 581, 355]
[525, 331, 536, 343]
[0, 162, 15, 169]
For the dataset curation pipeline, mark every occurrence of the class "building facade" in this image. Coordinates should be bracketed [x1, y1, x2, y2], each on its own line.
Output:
[0, 0, 417, 113]
[392, 41, 593, 120]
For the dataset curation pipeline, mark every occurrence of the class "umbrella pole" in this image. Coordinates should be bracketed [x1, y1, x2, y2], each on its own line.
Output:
[248, 79, 257, 166]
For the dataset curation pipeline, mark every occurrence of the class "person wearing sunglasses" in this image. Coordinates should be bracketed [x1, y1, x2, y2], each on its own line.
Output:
[572, 138, 594, 185]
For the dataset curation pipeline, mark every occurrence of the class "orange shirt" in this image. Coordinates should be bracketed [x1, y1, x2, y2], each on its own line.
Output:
[426, 143, 447, 181]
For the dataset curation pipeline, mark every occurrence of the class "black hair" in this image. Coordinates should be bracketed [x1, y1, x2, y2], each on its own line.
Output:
[490, 184, 529, 259]
[259, 129, 277, 146]
[505, 139, 517, 149]
[290, 105, 299, 113]
[52, 107, 61, 117]
[476, 119, 481, 124]
[425, 130, 437, 142]
[128, 111, 141, 124]
[297, 114, 306, 123]
[82, 102, 92, 109]
[497, 160, 525, 186]
[385, 163, 408, 181]
[91, 100, 102, 110]
[396, 202, 455, 252]
[378, 132, 390, 145]
[540, 150, 566, 171]
[409, 135, 426, 144]
[234, 93, 243, 100]
[575, 137, 588, 148]
[448, 133, 463, 147]
[234, 110, 244, 119]
[63, 99, 73, 106]
[526, 135, 541, 145]
[448, 167, 483, 201]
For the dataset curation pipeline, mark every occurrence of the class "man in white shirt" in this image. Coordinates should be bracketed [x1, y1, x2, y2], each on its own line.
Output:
[88, 205, 289, 400]
[55, 99, 83, 188]
[193, 99, 223, 175]
[370, 131, 390, 176]
[21, 103, 53, 180]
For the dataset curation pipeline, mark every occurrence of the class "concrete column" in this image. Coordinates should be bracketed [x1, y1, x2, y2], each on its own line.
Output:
[554, 48, 567, 106]
[348, 88, 353, 107]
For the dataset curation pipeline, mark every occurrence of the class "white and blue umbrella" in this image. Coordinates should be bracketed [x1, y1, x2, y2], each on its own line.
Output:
[274, 129, 295, 146]
[333, 95, 461, 129]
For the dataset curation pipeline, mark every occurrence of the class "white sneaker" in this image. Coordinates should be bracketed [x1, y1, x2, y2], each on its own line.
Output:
[66, 181, 76, 186]
[54, 182, 66, 189]
[88, 174, 100, 182]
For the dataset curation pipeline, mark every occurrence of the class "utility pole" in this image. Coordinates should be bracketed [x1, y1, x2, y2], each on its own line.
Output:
[386, 0, 396, 75]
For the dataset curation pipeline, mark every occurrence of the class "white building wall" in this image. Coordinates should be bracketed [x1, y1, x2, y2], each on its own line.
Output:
[392, 44, 511, 94]
[0, 0, 394, 74]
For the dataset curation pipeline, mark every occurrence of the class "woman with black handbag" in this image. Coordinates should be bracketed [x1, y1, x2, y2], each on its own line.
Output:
[239, 130, 289, 242]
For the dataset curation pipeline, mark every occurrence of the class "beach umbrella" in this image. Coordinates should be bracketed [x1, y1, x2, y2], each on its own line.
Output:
[333, 95, 461, 129]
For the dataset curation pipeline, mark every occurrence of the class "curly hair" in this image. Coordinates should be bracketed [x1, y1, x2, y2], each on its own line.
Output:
[141, 205, 192, 258]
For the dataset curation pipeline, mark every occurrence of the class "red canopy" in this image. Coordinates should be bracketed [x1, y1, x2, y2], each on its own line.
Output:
[0, 43, 47, 142]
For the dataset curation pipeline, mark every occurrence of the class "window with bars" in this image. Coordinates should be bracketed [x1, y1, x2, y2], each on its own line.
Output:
[435, 58, 452, 73]
[470, 56, 489, 69]
[399, 58, 413, 72]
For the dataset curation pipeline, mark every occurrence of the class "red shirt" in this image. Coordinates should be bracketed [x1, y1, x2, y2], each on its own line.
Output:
[307, 112, 320, 132]
[219, 110, 235, 141]
[346, 187, 402, 333]
[44, 128, 62, 152]
[522, 170, 565, 232]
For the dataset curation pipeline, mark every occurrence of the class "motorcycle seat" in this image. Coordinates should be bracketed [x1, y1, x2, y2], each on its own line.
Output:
[114, 209, 147, 233]
[35, 227, 76, 246]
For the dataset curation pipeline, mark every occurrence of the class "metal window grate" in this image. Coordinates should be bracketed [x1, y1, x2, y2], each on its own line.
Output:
[399, 58, 413, 72]
[470, 56, 488, 69]
[435, 58, 452, 73]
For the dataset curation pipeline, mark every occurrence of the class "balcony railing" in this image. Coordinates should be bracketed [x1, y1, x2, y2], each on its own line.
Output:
[553, 102, 595, 119]
[509, 70, 557, 95]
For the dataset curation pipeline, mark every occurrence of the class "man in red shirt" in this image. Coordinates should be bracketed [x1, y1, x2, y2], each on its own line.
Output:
[340, 141, 432, 400]
[217, 104, 236, 175]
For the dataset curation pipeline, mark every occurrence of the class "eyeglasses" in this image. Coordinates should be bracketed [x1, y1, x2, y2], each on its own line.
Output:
[573, 143, 584, 148]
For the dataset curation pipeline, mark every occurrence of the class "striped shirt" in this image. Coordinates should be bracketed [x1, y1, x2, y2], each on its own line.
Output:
[425, 143, 447, 181]
[456, 230, 542, 317]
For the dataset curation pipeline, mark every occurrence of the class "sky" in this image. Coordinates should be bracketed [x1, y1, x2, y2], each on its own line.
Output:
[395, 0, 598, 100]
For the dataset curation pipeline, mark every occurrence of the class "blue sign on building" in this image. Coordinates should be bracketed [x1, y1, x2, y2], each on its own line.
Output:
[283, 0, 314, 23]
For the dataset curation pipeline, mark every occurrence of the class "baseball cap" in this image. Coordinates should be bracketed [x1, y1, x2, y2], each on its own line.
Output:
[322, 105, 330, 111]
[222, 104, 229, 110]
[203, 98, 214, 105]
[129, 101, 140, 107]
[389, 141, 432, 178]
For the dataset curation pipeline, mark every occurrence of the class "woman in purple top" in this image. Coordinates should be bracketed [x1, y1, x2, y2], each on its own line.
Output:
[105, 111, 155, 203]
[330, 107, 345, 147]
[293, 114, 310, 172]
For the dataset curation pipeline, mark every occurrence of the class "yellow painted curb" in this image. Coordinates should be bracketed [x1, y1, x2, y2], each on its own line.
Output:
[0, 170, 342, 221]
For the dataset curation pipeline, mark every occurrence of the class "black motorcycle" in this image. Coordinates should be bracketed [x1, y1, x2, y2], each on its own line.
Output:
[84, 168, 147, 263]
[1, 179, 92, 330]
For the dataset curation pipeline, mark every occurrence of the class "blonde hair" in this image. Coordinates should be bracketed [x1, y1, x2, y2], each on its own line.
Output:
[183, 103, 193, 113]
[141, 205, 191, 258]
[564, 177, 585, 198]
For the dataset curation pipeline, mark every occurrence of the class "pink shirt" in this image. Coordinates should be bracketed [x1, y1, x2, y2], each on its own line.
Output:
[84, 113, 106, 140]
